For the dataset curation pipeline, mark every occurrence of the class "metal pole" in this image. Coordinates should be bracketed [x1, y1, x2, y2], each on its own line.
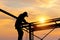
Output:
[31, 29, 34, 40]
[29, 23, 32, 40]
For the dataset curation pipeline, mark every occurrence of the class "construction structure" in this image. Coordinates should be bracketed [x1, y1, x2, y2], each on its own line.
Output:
[0, 9, 60, 40]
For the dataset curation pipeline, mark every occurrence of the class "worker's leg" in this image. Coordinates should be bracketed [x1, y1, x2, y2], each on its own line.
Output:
[18, 29, 24, 40]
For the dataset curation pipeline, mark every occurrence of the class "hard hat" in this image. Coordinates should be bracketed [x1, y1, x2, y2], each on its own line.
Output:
[23, 12, 28, 17]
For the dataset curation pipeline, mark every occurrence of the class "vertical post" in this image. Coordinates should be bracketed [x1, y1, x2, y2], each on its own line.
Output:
[29, 23, 34, 40]
[31, 31, 34, 40]
[29, 23, 31, 40]
[41, 39, 43, 40]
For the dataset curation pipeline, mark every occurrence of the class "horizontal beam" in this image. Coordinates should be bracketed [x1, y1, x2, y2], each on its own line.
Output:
[45, 18, 60, 23]
[33, 23, 60, 31]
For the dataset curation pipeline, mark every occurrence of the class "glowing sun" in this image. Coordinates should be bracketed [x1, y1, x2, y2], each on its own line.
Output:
[38, 16, 49, 23]
[39, 18, 46, 23]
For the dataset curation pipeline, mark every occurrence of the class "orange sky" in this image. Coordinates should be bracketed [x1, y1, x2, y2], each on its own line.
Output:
[0, 0, 60, 40]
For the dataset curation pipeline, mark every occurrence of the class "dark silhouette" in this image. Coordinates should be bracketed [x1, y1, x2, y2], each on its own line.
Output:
[15, 12, 28, 40]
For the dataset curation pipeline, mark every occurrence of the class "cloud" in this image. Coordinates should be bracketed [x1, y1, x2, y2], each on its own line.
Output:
[0, 0, 35, 8]
[0, 0, 59, 8]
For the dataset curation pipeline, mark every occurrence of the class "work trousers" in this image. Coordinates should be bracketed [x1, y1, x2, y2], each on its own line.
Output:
[17, 29, 24, 40]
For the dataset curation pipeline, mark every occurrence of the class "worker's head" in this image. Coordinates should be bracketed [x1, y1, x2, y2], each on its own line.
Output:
[18, 12, 28, 18]
[23, 12, 28, 17]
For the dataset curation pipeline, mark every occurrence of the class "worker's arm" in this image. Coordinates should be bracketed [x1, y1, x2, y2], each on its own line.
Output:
[22, 19, 28, 24]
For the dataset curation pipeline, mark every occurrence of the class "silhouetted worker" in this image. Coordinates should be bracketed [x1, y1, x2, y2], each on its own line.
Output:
[15, 12, 28, 40]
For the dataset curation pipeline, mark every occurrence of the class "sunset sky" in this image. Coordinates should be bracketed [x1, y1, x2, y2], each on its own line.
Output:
[0, 0, 60, 40]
